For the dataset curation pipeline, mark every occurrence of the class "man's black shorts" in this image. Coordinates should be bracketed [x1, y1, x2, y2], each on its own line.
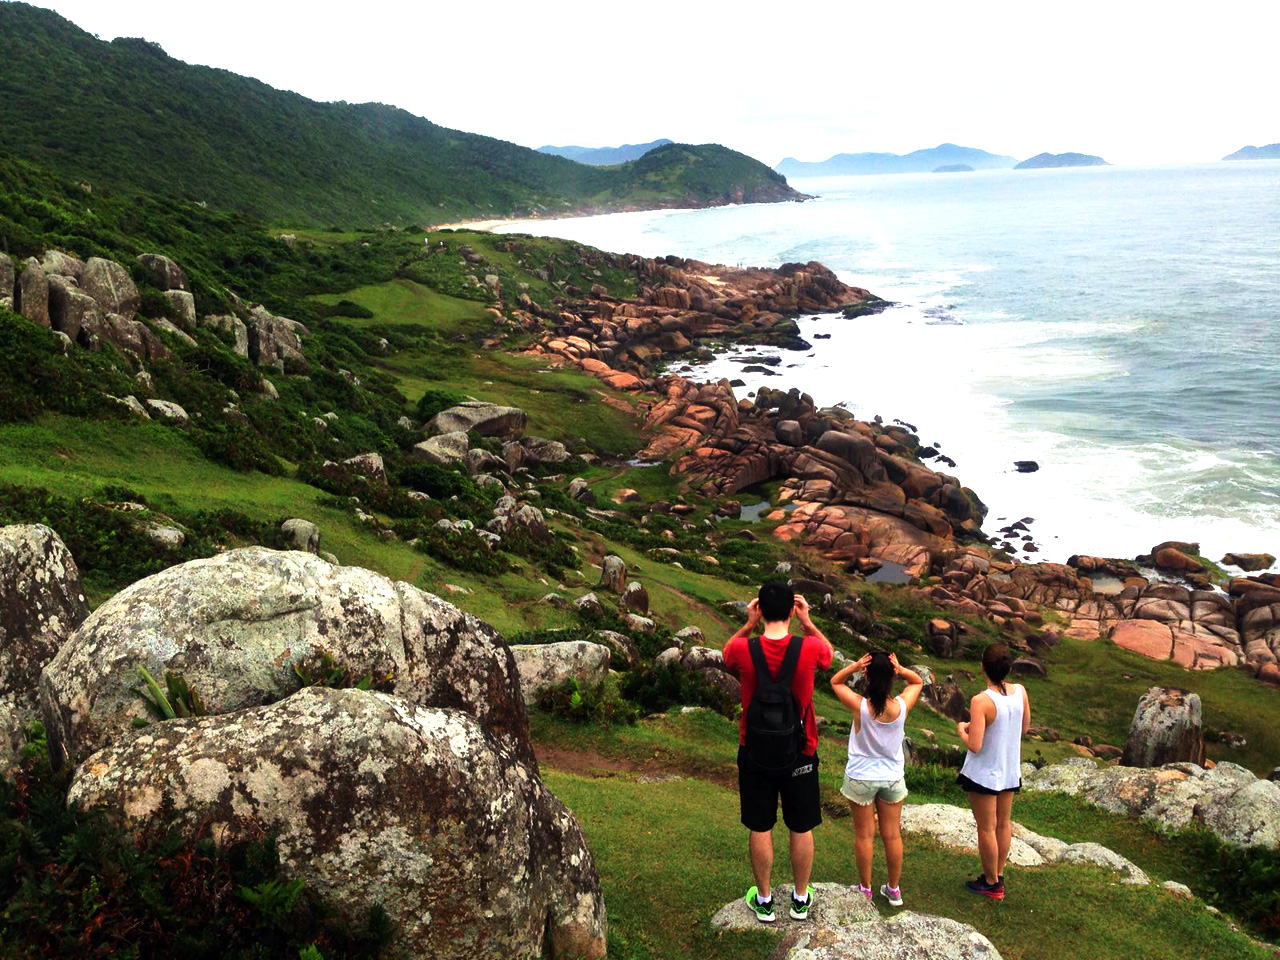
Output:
[737, 747, 822, 833]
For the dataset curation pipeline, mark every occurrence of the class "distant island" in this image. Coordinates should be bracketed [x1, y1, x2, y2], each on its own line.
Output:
[1015, 152, 1109, 169]
[537, 139, 674, 166]
[933, 164, 974, 173]
[776, 143, 1016, 177]
[1222, 143, 1280, 161]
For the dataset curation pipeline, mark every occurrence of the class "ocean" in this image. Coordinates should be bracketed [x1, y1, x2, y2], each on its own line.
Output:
[494, 162, 1280, 569]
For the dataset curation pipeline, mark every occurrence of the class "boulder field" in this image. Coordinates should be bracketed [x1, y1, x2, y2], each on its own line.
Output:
[4, 538, 606, 959]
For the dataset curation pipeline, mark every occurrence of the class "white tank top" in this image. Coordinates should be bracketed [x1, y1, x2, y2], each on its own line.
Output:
[845, 696, 906, 781]
[960, 685, 1024, 792]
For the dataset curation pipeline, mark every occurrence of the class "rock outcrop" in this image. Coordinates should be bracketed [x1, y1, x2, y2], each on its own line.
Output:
[509, 641, 611, 700]
[17, 258, 49, 327]
[427, 402, 529, 439]
[1, 524, 90, 775]
[1025, 758, 1280, 848]
[39, 547, 533, 768]
[1121, 687, 1205, 767]
[710, 885, 1000, 959]
[68, 687, 606, 960]
[247, 305, 308, 371]
[80, 257, 141, 321]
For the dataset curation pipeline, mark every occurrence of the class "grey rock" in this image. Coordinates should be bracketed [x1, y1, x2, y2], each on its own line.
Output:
[107, 395, 150, 419]
[52, 330, 73, 354]
[620, 580, 650, 615]
[522, 436, 571, 464]
[720, 600, 749, 619]
[397, 415, 415, 430]
[39, 547, 533, 768]
[540, 592, 568, 608]
[682, 646, 726, 673]
[320, 552, 339, 566]
[162, 290, 197, 330]
[153, 316, 197, 346]
[41, 250, 85, 280]
[599, 555, 627, 593]
[655, 647, 682, 668]
[427, 402, 528, 439]
[136, 253, 189, 291]
[1025, 758, 1279, 848]
[624, 614, 655, 634]
[247, 306, 306, 370]
[141, 523, 185, 549]
[0, 696, 27, 780]
[81, 257, 140, 321]
[1162, 880, 1194, 900]
[1122, 686, 1204, 767]
[567, 478, 596, 505]
[413, 431, 470, 465]
[342, 452, 386, 483]
[573, 592, 605, 617]
[17, 258, 50, 327]
[775, 419, 805, 447]
[464, 448, 505, 477]
[260, 377, 278, 400]
[281, 519, 321, 553]
[774, 910, 1003, 959]
[201, 314, 249, 357]
[1060, 842, 1149, 884]
[675, 626, 705, 646]
[710, 882, 877, 933]
[591, 630, 639, 667]
[0, 253, 13, 309]
[512, 504, 553, 545]
[47, 274, 101, 342]
[145, 399, 189, 424]
[902, 804, 1045, 866]
[509, 641, 611, 699]
[67, 687, 606, 960]
[0, 525, 90, 706]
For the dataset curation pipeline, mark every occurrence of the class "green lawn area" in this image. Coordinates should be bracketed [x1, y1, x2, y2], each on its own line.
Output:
[313, 277, 490, 332]
[544, 765, 1273, 960]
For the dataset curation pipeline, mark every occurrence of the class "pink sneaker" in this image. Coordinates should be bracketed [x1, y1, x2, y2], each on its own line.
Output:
[857, 883, 872, 899]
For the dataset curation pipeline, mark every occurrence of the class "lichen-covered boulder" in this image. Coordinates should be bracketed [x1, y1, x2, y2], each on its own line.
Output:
[621, 580, 650, 614]
[200, 314, 249, 357]
[136, 253, 189, 291]
[39, 547, 532, 768]
[509, 641, 610, 700]
[413, 431, 470, 465]
[17, 258, 49, 328]
[1025, 757, 1279, 848]
[0, 252, 14, 309]
[1122, 687, 1204, 767]
[280, 518, 320, 553]
[1, 524, 90, 704]
[67, 687, 606, 959]
[427, 402, 528, 439]
[599, 554, 627, 593]
[775, 911, 1003, 959]
[46, 274, 101, 342]
[42, 250, 85, 280]
[247, 306, 306, 370]
[162, 290, 197, 329]
[80, 257, 141, 321]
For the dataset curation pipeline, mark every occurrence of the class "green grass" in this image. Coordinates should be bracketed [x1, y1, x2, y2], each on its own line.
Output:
[543, 766, 1274, 960]
[312, 279, 490, 333]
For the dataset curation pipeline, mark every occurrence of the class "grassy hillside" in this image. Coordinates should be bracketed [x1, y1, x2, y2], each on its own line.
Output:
[0, 3, 800, 225]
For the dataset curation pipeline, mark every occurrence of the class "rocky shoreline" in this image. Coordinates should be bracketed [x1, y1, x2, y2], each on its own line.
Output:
[518, 254, 1280, 689]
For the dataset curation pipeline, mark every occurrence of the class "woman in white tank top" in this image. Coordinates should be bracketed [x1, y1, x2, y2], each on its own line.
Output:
[829, 652, 924, 907]
[956, 643, 1031, 901]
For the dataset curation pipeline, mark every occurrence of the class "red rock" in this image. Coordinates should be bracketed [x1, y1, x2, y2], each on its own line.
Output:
[1154, 548, 1204, 573]
[1110, 620, 1175, 660]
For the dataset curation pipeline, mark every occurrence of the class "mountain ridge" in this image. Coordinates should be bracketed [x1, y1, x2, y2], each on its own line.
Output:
[537, 139, 675, 165]
[1015, 152, 1109, 169]
[0, 3, 800, 226]
[1222, 143, 1280, 161]
[775, 143, 1017, 177]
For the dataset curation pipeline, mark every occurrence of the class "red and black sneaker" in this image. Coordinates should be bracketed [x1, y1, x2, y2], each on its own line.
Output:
[964, 875, 1005, 900]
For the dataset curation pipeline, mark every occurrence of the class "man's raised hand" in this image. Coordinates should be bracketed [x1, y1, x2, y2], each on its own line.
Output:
[745, 597, 761, 629]
[793, 594, 814, 628]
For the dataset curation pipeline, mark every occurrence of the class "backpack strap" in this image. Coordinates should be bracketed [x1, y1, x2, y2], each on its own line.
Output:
[748, 635, 804, 691]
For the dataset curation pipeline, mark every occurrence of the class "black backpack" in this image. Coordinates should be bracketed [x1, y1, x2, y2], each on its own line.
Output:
[744, 635, 805, 771]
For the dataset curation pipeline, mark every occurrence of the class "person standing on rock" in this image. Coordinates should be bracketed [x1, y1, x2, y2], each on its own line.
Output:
[956, 643, 1030, 901]
[828, 651, 924, 906]
[723, 581, 833, 924]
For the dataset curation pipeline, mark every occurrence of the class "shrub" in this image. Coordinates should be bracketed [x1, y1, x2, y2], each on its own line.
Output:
[535, 678, 637, 728]
[414, 388, 470, 424]
[620, 663, 735, 718]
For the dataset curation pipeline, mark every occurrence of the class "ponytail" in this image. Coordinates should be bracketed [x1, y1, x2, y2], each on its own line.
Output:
[982, 643, 1012, 694]
[865, 652, 894, 716]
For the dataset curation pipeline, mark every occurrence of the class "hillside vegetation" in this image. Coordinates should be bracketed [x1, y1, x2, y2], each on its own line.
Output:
[0, 3, 800, 226]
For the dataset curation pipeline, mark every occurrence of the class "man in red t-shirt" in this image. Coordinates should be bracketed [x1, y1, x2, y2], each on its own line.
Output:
[723, 581, 833, 923]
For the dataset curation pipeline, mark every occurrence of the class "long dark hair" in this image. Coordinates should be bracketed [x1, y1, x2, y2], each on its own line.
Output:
[982, 643, 1012, 695]
[865, 652, 894, 717]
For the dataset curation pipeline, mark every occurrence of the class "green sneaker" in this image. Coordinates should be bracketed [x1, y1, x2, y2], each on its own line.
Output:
[790, 885, 815, 920]
[745, 885, 775, 923]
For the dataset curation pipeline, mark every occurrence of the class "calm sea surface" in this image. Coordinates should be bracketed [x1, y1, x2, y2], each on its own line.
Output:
[496, 163, 1280, 567]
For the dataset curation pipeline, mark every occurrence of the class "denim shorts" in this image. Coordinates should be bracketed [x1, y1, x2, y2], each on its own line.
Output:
[840, 775, 909, 806]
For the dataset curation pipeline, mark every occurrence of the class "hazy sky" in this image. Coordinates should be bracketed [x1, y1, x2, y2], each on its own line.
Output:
[36, 0, 1278, 166]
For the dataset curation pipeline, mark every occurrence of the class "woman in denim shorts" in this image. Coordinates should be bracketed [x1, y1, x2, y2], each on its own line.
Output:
[829, 652, 925, 906]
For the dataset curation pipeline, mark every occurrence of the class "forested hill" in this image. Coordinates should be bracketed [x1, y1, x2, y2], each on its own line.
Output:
[0, 3, 801, 226]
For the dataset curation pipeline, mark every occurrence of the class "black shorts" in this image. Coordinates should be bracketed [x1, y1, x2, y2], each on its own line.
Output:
[737, 747, 822, 833]
[956, 772, 1022, 796]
